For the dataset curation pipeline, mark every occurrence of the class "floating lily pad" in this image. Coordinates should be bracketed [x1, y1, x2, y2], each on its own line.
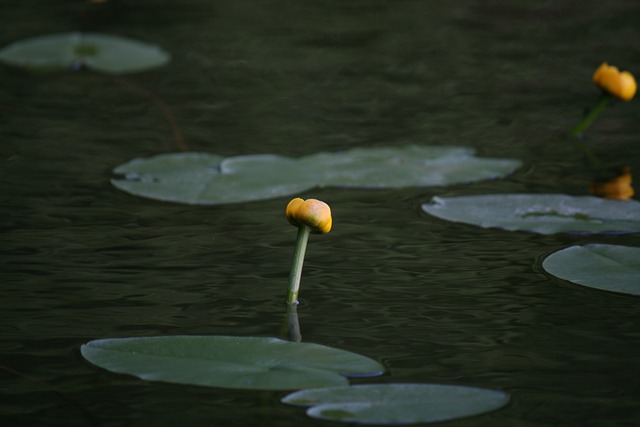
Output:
[422, 194, 640, 234]
[80, 336, 384, 390]
[542, 244, 640, 296]
[282, 383, 510, 425]
[301, 146, 519, 188]
[111, 146, 521, 204]
[112, 152, 318, 204]
[0, 32, 170, 74]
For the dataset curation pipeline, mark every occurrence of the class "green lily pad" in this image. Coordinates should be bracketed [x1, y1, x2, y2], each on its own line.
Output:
[112, 152, 318, 204]
[80, 336, 384, 390]
[0, 32, 170, 74]
[111, 146, 521, 204]
[422, 194, 640, 234]
[302, 145, 520, 188]
[282, 383, 510, 425]
[542, 244, 640, 296]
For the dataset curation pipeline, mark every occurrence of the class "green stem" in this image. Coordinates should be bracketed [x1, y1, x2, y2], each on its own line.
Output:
[286, 226, 311, 304]
[568, 93, 610, 139]
[567, 93, 611, 173]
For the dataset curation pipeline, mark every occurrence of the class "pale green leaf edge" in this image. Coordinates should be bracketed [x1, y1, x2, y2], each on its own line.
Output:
[81, 335, 384, 391]
[111, 146, 522, 205]
[0, 32, 170, 74]
[542, 244, 640, 296]
[282, 383, 510, 425]
[422, 193, 640, 234]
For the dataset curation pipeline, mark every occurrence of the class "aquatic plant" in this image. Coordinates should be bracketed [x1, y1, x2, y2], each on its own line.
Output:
[81, 336, 383, 390]
[110, 146, 522, 205]
[422, 194, 640, 234]
[569, 62, 636, 138]
[593, 62, 637, 101]
[285, 198, 332, 304]
[0, 32, 170, 74]
[543, 244, 640, 296]
[0, 32, 186, 151]
[565, 63, 636, 200]
[283, 384, 510, 425]
[79, 198, 512, 424]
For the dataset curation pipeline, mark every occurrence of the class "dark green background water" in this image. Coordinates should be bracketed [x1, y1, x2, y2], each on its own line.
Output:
[1, 1, 639, 426]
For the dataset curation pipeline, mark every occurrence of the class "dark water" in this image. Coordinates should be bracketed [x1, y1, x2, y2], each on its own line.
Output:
[2, 1, 640, 426]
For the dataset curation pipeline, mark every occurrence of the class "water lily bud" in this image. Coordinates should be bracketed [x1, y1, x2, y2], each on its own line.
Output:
[592, 62, 637, 101]
[285, 198, 332, 234]
[589, 166, 634, 200]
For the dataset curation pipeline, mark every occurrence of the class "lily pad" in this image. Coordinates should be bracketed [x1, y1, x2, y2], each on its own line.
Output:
[111, 146, 521, 205]
[112, 152, 318, 204]
[422, 194, 640, 234]
[0, 32, 170, 74]
[80, 336, 384, 390]
[301, 145, 519, 188]
[282, 383, 510, 425]
[542, 244, 640, 296]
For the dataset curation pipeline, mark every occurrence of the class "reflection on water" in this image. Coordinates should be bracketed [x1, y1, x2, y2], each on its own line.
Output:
[2, 1, 640, 426]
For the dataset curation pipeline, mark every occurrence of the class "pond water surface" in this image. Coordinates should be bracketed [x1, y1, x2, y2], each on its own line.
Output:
[2, 1, 639, 426]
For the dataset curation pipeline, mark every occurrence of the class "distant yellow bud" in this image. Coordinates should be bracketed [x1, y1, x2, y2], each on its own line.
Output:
[592, 62, 636, 101]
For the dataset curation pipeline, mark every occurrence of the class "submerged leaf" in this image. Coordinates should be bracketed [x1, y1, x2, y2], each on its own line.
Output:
[542, 244, 640, 296]
[0, 32, 170, 74]
[422, 194, 640, 234]
[282, 383, 510, 425]
[111, 145, 521, 205]
[81, 336, 383, 390]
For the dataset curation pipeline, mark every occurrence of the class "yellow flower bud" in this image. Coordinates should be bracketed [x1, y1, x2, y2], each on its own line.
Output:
[589, 166, 634, 200]
[592, 62, 637, 101]
[285, 198, 332, 234]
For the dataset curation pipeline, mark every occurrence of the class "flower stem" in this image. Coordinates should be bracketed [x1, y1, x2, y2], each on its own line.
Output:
[568, 93, 610, 139]
[567, 93, 611, 173]
[286, 226, 311, 304]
